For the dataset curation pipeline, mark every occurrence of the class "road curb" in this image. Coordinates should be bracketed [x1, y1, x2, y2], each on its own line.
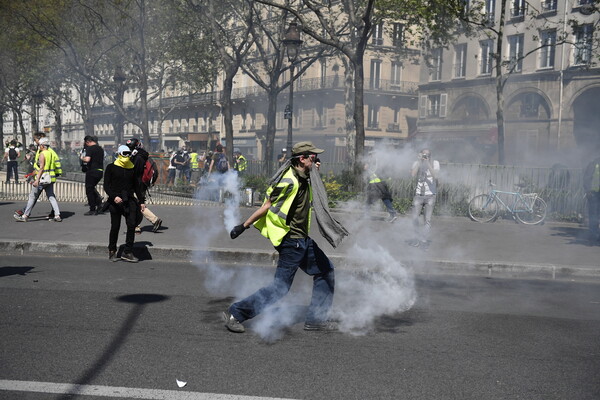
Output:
[1, 239, 598, 281]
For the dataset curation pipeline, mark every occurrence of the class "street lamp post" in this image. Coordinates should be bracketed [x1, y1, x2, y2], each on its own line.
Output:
[113, 66, 126, 149]
[282, 22, 303, 156]
[32, 89, 43, 135]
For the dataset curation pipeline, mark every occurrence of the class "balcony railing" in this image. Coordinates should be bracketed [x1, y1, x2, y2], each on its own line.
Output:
[94, 77, 419, 115]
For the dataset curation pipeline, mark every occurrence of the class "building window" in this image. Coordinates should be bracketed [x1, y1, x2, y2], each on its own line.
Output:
[372, 22, 383, 46]
[454, 44, 467, 78]
[314, 102, 327, 128]
[508, 34, 524, 72]
[520, 93, 541, 118]
[574, 24, 593, 65]
[294, 108, 302, 128]
[370, 59, 381, 89]
[510, 0, 526, 17]
[485, 0, 496, 24]
[320, 59, 327, 88]
[419, 94, 448, 118]
[367, 105, 379, 129]
[392, 23, 404, 47]
[480, 40, 493, 75]
[391, 62, 402, 85]
[541, 0, 557, 12]
[539, 30, 556, 69]
[430, 48, 443, 81]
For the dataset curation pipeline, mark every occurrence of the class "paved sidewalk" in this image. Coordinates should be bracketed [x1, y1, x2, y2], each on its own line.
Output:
[0, 198, 598, 280]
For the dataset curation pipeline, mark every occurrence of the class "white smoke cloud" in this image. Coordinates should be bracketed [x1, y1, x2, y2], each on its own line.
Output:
[190, 156, 417, 340]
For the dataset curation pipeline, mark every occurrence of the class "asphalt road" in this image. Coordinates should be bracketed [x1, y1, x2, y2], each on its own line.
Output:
[1, 255, 600, 400]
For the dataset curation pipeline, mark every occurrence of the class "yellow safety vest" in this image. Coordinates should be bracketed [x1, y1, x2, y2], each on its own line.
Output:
[36, 149, 58, 183]
[254, 168, 312, 247]
[190, 152, 199, 169]
[236, 155, 247, 172]
[35, 148, 62, 176]
[368, 172, 381, 184]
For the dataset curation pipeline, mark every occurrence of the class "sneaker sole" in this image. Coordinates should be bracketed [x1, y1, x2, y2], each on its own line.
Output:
[222, 311, 245, 333]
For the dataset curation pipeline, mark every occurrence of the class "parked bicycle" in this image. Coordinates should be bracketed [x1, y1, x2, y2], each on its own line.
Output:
[468, 181, 547, 225]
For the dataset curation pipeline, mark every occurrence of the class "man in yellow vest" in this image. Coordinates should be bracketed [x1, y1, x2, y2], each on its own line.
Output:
[14, 133, 62, 220]
[233, 148, 247, 175]
[225, 141, 337, 333]
[13, 137, 62, 222]
[364, 156, 397, 223]
[189, 148, 201, 186]
[583, 156, 600, 242]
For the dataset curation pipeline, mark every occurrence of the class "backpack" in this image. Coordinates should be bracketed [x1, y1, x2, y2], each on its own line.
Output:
[142, 158, 158, 187]
[215, 153, 228, 173]
[8, 148, 17, 160]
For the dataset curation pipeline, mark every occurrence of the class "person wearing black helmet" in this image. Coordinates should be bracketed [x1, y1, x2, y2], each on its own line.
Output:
[125, 138, 162, 233]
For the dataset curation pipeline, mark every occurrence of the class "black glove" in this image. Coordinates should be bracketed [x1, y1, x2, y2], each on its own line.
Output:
[230, 224, 247, 239]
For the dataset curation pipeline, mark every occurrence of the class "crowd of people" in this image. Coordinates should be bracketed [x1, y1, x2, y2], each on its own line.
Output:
[165, 143, 248, 187]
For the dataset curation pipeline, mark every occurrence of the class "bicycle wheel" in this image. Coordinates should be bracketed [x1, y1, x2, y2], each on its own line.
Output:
[468, 194, 498, 223]
[515, 197, 547, 225]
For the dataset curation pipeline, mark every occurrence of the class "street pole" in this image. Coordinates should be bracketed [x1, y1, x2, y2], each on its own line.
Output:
[282, 22, 303, 160]
[32, 89, 43, 135]
[287, 63, 295, 155]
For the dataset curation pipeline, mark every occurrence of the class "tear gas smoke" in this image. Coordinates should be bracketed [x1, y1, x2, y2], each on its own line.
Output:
[190, 157, 418, 339]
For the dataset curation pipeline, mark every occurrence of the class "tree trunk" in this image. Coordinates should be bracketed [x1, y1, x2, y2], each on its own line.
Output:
[52, 91, 63, 151]
[79, 89, 94, 137]
[496, 77, 505, 165]
[495, 0, 507, 165]
[12, 110, 18, 141]
[17, 109, 27, 146]
[265, 87, 279, 174]
[353, 55, 366, 186]
[0, 109, 4, 148]
[343, 59, 355, 165]
[221, 71, 235, 164]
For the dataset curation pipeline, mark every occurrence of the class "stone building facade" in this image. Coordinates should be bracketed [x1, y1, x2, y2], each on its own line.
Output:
[417, 0, 600, 167]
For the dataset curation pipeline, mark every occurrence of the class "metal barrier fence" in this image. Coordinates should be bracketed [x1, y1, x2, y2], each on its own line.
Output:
[0, 163, 587, 218]
[0, 180, 224, 207]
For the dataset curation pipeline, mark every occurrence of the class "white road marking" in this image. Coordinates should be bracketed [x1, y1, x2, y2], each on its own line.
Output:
[0, 380, 296, 400]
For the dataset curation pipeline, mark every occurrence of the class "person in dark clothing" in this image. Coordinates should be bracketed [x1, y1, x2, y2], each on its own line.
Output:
[3, 140, 20, 183]
[103, 145, 146, 262]
[583, 155, 600, 242]
[125, 137, 162, 233]
[81, 135, 105, 215]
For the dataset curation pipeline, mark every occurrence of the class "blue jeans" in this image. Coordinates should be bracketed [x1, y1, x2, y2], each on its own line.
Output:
[230, 236, 335, 324]
[24, 183, 60, 217]
[413, 194, 436, 241]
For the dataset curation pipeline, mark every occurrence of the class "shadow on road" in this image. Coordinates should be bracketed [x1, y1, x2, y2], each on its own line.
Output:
[57, 293, 170, 399]
[0, 266, 35, 277]
[550, 226, 597, 246]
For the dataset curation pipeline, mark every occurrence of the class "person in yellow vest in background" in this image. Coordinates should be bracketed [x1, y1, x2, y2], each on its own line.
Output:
[364, 156, 397, 223]
[224, 141, 340, 333]
[583, 155, 600, 242]
[233, 148, 247, 175]
[13, 137, 62, 222]
[189, 148, 201, 186]
[14, 133, 63, 221]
